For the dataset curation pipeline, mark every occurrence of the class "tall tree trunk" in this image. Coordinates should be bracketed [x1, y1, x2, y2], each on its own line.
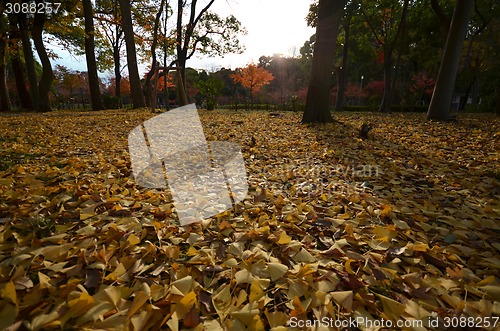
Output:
[335, 17, 350, 112]
[17, 14, 39, 112]
[431, 0, 451, 30]
[8, 16, 32, 110]
[11, 57, 32, 109]
[113, 0, 122, 100]
[458, 78, 474, 111]
[144, 0, 165, 107]
[176, 64, 188, 106]
[113, 44, 121, 99]
[174, 0, 215, 106]
[119, 0, 145, 108]
[32, 3, 53, 112]
[176, 0, 188, 106]
[427, 0, 473, 120]
[83, 0, 105, 111]
[378, 0, 409, 113]
[0, 28, 11, 112]
[163, 9, 169, 110]
[302, 0, 348, 123]
[378, 52, 393, 113]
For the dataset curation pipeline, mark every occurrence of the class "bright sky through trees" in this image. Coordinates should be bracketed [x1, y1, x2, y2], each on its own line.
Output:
[52, 0, 315, 73]
[190, 0, 316, 69]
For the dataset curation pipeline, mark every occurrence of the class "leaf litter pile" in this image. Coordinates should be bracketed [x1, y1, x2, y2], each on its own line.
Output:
[0, 110, 499, 330]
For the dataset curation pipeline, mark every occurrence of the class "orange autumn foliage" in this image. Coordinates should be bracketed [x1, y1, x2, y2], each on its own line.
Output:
[231, 63, 274, 97]
[156, 72, 176, 92]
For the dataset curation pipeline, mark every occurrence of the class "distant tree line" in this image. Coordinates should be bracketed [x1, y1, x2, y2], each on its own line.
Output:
[302, 0, 500, 122]
[0, 0, 498, 121]
[0, 0, 244, 112]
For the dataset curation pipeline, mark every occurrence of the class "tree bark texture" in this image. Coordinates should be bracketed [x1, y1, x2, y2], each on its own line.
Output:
[8, 16, 32, 110]
[427, 0, 473, 120]
[302, 0, 348, 123]
[32, 2, 53, 112]
[17, 14, 40, 111]
[144, 0, 165, 107]
[334, 17, 350, 112]
[0, 29, 11, 112]
[83, 0, 105, 110]
[119, 0, 146, 108]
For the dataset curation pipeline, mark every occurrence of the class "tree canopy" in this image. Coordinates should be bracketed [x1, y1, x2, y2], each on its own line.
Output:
[0, 0, 498, 114]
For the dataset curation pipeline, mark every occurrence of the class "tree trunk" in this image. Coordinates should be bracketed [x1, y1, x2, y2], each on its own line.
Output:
[458, 78, 474, 111]
[8, 16, 32, 110]
[176, 65, 188, 106]
[175, 0, 188, 106]
[427, 0, 473, 120]
[174, 0, 215, 106]
[431, 0, 451, 30]
[302, 0, 348, 123]
[112, 0, 122, 103]
[378, 52, 393, 113]
[119, 0, 145, 108]
[0, 31, 11, 112]
[379, 0, 409, 113]
[32, 8, 53, 112]
[11, 57, 32, 110]
[144, 0, 165, 107]
[17, 14, 40, 112]
[83, 0, 105, 111]
[334, 17, 350, 112]
[113, 44, 121, 99]
[163, 5, 169, 110]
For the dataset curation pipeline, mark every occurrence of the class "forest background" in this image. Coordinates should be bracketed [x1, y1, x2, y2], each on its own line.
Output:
[0, 0, 499, 115]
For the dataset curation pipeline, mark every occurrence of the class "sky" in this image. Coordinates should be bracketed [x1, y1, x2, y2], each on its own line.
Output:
[53, 0, 315, 75]
[188, 0, 315, 70]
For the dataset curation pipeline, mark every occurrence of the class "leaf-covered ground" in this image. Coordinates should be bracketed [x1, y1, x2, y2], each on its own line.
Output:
[0, 110, 499, 330]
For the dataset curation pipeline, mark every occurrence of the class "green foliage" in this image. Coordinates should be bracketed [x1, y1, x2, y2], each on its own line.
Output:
[193, 13, 246, 57]
[102, 95, 121, 109]
[305, 0, 318, 27]
[44, 0, 85, 54]
[194, 77, 224, 110]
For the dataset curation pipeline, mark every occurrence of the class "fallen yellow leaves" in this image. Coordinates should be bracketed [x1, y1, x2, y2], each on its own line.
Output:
[0, 110, 498, 330]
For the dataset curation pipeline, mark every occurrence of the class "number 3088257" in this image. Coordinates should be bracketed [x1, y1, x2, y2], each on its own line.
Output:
[4, 2, 62, 15]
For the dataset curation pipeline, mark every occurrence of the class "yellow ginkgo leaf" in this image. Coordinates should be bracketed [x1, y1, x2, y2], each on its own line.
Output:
[174, 291, 197, 320]
[345, 259, 357, 275]
[268, 263, 288, 281]
[1, 281, 17, 306]
[249, 279, 264, 302]
[171, 276, 195, 296]
[231, 302, 260, 326]
[331, 290, 353, 311]
[378, 294, 406, 321]
[38, 272, 52, 289]
[64, 292, 94, 320]
[293, 248, 316, 262]
[127, 291, 150, 318]
[277, 231, 291, 245]
[126, 233, 140, 246]
[235, 269, 255, 285]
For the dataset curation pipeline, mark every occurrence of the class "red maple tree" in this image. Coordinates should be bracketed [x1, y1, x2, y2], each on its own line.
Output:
[231, 63, 274, 106]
